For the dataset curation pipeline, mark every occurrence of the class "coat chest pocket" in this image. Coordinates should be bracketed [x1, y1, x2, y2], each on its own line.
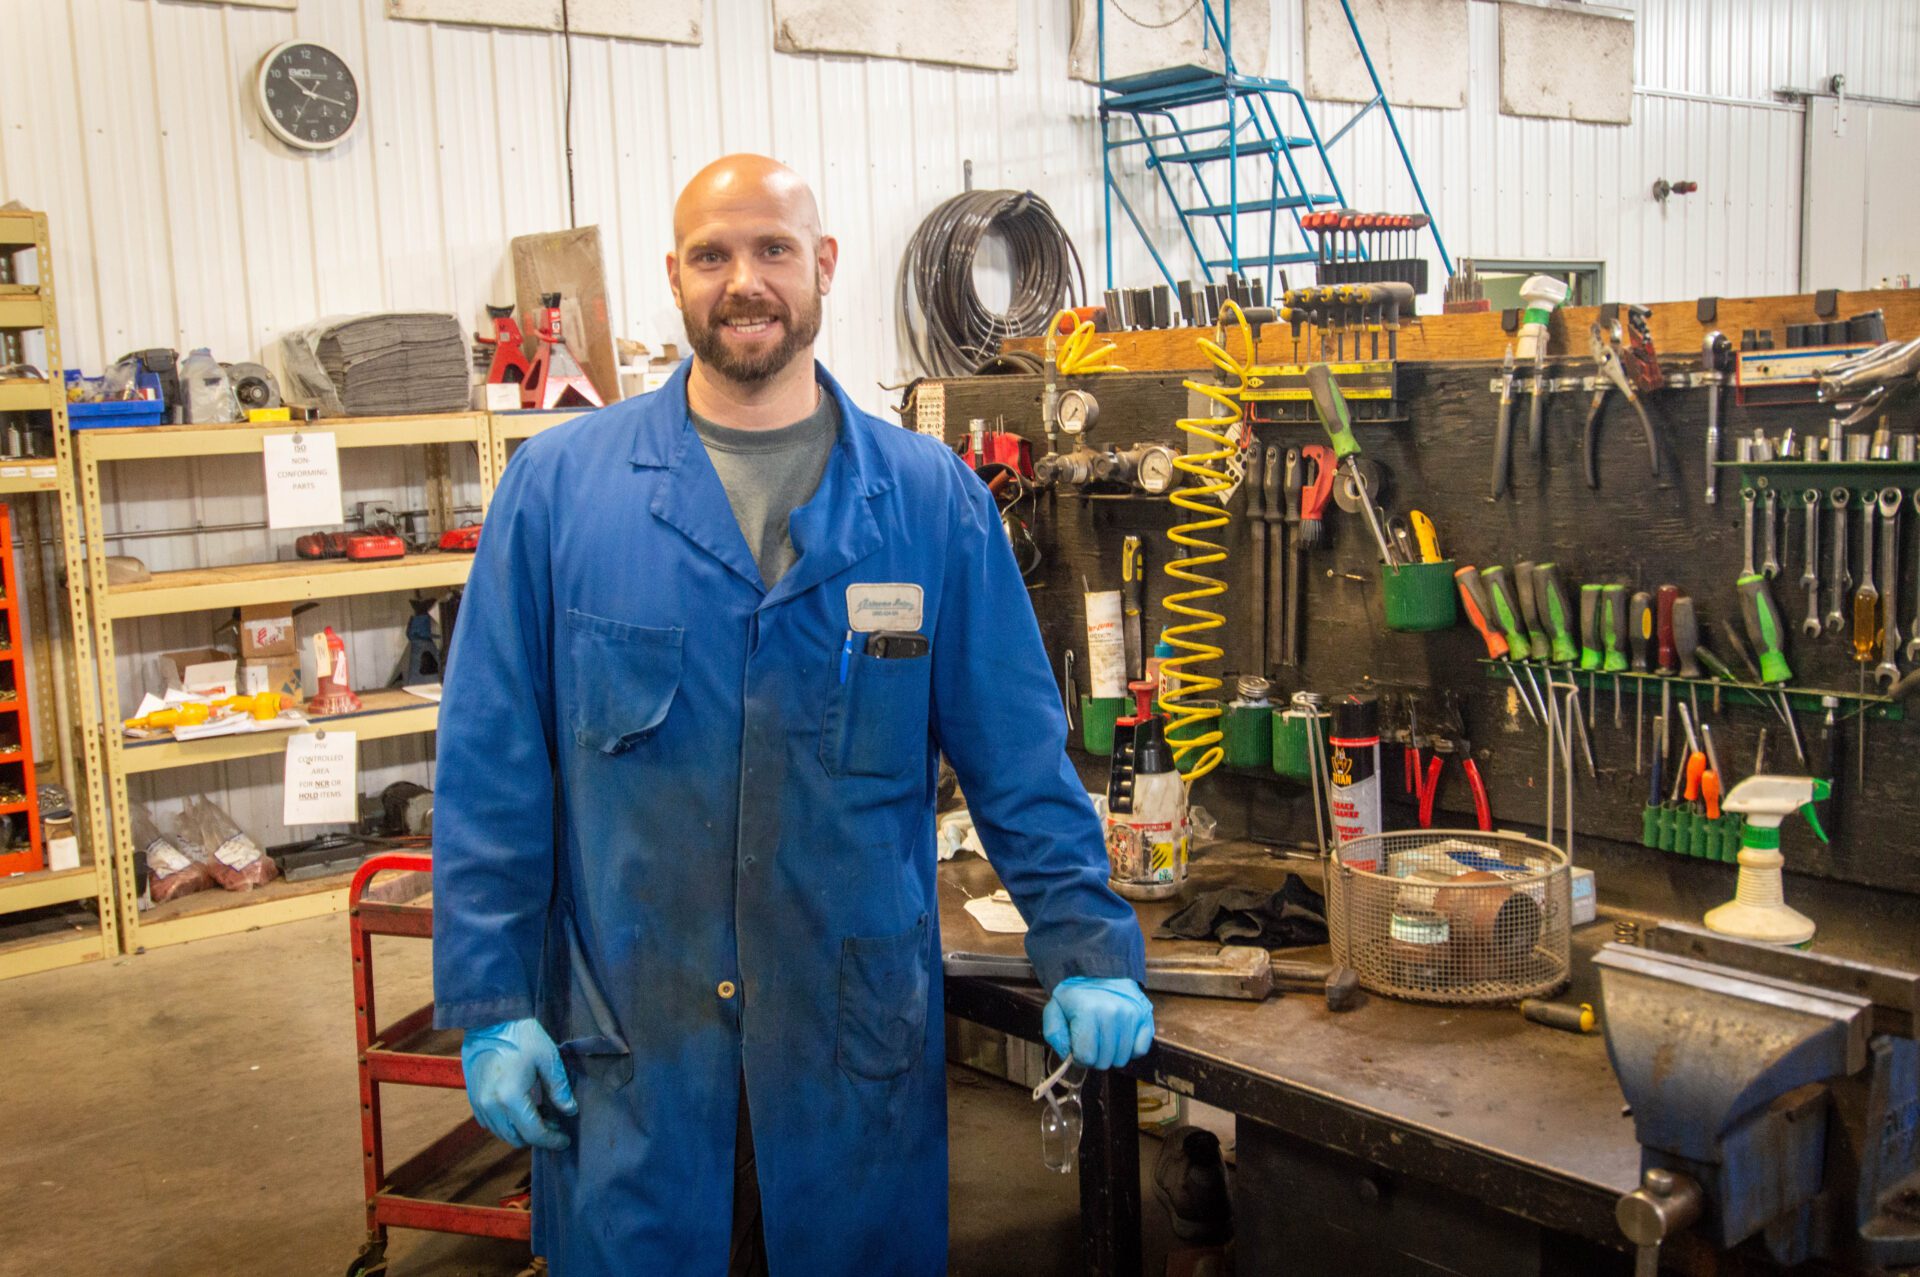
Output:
[567, 610, 683, 754]
[836, 914, 930, 1083]
[821, 650, 931, 778]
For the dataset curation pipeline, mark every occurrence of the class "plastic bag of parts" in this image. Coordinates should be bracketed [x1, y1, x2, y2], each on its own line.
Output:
[135, 803, 210, 905]
[180, 348, 241, 423]
[176, 795, 278, 891]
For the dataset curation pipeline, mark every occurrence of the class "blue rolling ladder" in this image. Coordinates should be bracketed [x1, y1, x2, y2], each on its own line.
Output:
[1098, 0, 1452, 298]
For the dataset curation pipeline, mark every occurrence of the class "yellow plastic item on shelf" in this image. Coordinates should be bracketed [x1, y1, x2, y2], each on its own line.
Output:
[220, 692, 287, 721]
[123, 703, 213, 732]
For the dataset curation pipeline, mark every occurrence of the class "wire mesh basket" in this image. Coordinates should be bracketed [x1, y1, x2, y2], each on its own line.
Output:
[1326, 830, 1572, 1005]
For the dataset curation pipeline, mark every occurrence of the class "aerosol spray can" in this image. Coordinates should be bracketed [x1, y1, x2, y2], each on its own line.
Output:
[1105, 682, 1188, 900]
[1329, 693, 1382, 868]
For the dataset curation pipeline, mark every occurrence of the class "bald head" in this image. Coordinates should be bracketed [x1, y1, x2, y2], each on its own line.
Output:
[667, 154, 839, 399]
[673, 154, 823, 248]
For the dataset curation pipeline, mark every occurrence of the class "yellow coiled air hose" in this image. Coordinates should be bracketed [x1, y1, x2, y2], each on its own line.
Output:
[1047, 310, 1127, 376]
[1159, 301, 1253, 781]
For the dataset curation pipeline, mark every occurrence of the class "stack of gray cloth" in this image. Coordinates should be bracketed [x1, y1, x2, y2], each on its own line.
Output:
[278, 312, 470, 417]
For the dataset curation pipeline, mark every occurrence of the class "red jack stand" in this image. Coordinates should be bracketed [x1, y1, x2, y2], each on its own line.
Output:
[474, 304, 532, 388]
[521, 292, 604, 411]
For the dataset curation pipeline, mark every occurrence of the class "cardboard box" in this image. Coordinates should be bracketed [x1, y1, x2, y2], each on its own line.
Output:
[477, 382, 522, 412]
[239, 605, 298, 659]
[159, 648, 238, 698]
[243, 656, 303, 700]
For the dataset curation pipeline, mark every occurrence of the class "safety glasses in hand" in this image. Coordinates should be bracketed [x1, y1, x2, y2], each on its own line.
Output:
[1032, 1052, 1087, 1174]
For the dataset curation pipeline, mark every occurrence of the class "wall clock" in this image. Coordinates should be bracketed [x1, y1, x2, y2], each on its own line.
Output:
[255, 40, 362, 151]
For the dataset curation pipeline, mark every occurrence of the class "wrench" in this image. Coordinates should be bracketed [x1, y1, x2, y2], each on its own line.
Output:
[1740, 486, 1758, 577]
[1909, 486, 1920, 663]
[1878, 487, 1902, 688]
[1827, 488, 1851, 635]
[1859, 491, 1879, 617]
[1761, 487, 1780, 578]
[1801, 489, 1821, 637]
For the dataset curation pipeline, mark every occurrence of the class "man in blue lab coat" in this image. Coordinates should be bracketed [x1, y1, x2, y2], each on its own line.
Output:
[432, 154, 1152, 1276]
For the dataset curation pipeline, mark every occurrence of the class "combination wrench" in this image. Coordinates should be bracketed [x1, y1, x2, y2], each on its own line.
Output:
[1761, 488, 1780, 578]
[1878, 487, 1902, 689]
[1740, 486, 1758, 578]
[1801, 489, 1821, 638]
[1826, 487, 1850, 635]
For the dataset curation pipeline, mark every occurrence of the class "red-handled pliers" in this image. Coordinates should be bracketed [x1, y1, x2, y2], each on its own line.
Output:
[1421, 736, 1494, 831]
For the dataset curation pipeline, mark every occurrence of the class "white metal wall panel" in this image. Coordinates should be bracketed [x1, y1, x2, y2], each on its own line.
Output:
[0, 0, 1913, 848]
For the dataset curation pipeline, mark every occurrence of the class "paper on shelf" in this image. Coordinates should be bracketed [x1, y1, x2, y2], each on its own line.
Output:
[262, 431, 344, 529]
[403, 682, 443, 702]
[170, 711, 310, 742]
[284, 730, 357, 825]
[962, 894, 1029, 935]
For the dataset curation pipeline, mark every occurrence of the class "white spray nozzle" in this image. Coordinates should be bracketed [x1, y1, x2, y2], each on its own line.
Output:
[1519, 275, 1570, 309]
[1724, 774, 1832, 833]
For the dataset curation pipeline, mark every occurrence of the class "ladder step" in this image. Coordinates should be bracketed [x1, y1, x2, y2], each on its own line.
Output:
[1148, 138, 1315, 166]
[1182, 195, 1340, 218]
[1205, 253, 1323, 268]
[1101, 71, 1306, 113]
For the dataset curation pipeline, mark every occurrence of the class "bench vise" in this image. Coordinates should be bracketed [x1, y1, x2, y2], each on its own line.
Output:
[1594, 923, 1920, 1273]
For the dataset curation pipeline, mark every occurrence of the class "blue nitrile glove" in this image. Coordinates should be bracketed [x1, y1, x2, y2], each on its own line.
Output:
[460, 1018, 578, 1150]
[1042, 977, 1155, 1070]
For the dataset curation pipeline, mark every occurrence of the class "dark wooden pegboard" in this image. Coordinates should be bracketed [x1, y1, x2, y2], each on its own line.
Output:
[917, 362, 1920, 899]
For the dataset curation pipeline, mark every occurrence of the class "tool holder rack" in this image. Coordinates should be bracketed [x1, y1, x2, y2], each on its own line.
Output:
[347, 852, 531, 1277]
[1717, 459, 1920, 497]
[0, 211, 119, 980]
[1476, 661, 1902, 722]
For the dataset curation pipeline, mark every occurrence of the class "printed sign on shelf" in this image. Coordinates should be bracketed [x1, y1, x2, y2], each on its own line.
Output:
[263, 431, 344, 529]
[283, 730, 357, 825]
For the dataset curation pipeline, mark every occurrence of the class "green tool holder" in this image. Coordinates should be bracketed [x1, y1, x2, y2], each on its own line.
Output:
[1222, 701, 1274, 769]
[1380, 559, 1459, 632]
[1079, 695, 1125, 756]
[1272, 708, 1329, 781]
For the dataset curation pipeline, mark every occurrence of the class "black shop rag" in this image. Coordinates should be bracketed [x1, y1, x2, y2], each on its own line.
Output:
[1156, 877, 1328, 948]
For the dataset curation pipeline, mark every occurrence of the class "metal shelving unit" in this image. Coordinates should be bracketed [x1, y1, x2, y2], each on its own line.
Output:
[487, 406, 592, 479]
[0, 210, 119, 980]
[76, 413, 492, 953]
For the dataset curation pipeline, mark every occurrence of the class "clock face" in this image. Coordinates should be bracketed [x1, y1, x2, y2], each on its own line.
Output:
[256, 41, 361, 151]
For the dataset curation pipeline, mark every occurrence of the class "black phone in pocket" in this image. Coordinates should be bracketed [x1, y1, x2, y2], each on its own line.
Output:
[864, 630, 929, 659]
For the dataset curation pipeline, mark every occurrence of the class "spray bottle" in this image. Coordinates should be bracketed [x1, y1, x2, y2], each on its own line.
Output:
[1106, 680, 1189, 900]
[1703, 775, 1831, 947]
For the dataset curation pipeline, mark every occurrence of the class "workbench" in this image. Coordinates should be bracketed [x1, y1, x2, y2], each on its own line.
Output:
[940, 840, 1658, 1276]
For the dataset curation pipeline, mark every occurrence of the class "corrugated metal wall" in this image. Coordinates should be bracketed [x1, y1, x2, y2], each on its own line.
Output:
[0, 0, 1913, 847]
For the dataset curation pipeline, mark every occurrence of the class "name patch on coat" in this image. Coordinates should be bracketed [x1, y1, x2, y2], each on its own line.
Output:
[846, 583, 924, 632]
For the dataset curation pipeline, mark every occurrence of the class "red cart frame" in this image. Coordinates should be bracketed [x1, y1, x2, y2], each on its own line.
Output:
[347, 852, 534, 1277]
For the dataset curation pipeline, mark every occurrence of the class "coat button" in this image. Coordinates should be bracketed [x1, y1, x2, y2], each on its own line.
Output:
[717, 980, 737, 999]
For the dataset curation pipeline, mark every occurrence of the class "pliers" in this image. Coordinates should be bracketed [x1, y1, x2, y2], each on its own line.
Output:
[1583, 320, 1659, 489]
[1414, 735, 1493, 831]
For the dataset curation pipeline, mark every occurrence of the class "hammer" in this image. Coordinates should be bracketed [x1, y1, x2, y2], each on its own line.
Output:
[943, 947, 1360, 1013]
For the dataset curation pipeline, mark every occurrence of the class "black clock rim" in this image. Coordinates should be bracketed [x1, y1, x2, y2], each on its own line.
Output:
[261, 41, 360, 144]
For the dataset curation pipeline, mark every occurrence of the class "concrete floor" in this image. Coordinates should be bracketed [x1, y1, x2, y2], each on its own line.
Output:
[0, 915, 1178, 1276]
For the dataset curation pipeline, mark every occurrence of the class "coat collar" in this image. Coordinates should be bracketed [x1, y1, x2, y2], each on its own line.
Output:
[631, 359, 892, 603]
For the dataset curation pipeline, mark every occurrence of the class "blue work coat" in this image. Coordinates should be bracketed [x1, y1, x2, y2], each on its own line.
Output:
[432, 359, 1146, 1275]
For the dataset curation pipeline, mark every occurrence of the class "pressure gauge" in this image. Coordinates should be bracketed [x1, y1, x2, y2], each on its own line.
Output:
[1137, 444, 1178, 495]
[1058, 388, 1099, 435]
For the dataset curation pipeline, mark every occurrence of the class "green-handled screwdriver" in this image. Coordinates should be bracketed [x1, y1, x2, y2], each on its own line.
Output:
[1457, 565, 1539, 726]
[1579, 583, 1603, 672]
[1603, 582, 1628, 727]
[1515, 561, 1552, 662]
[1305, 364, 1397, 566]
[1484, 566, 1544, 718]
[1536, 564, 1579, 664]
[1630, 590, 1651, 773]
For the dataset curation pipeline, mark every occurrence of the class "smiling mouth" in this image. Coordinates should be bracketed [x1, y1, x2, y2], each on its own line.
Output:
[721, 316, 779, 336]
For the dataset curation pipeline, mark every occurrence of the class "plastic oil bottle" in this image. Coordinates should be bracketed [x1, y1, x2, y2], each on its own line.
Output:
[1703, 774, 1831, 947]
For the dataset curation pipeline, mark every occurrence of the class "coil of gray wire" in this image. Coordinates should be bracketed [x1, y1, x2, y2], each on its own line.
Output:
[898, 189, 1086, 377]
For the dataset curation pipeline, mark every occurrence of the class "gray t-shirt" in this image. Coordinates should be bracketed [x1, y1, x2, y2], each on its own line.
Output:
[691, 390, 840, 588]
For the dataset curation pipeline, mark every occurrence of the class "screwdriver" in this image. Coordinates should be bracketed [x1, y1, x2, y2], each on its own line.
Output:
[1723, 611, 1807, 764]
[1603, 583, 1628, 727]
[1654, 585, 1680, 675]
[1579, 584, 1603, 672]
[1536, 563, 1579, 664]
[1629, 590, 1652, 773]
[1457, 565, 1536, 725]
[1737, 573, 1794, 685]
[1699, 722, 1724, 820]
[1671, 595, 1705, 679]
[1484, 566, 1544, 717]
[1306, 365, 1398, 566]
[1515, 561, 1552, 661]
[1851, 575, 1880, 790]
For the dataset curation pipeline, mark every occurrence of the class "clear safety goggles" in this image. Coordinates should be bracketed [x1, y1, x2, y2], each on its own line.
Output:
[1032, 1052, 1086, 1174]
